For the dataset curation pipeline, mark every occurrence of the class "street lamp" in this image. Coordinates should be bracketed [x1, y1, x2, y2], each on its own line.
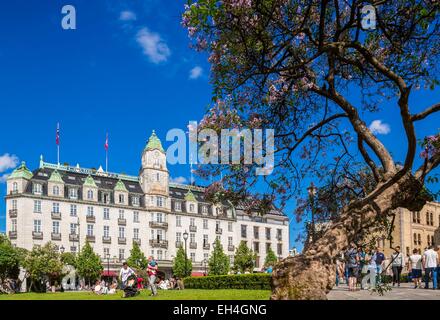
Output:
[202, 259, 208, 276]
[77, 217, 81, 254]
[106, 253, 110, 284]
[307, 182, 318, 243]
[183, 230, 189, 277]
[59, 246, 65, 292]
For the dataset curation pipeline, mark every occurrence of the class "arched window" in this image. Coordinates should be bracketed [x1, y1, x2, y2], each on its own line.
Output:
[430, 212, 434, 226]
[53, 185, 59, 196]
[87, 190, 93, 200]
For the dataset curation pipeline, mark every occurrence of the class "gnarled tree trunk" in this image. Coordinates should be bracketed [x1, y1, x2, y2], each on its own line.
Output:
[271, 174, 430, 300]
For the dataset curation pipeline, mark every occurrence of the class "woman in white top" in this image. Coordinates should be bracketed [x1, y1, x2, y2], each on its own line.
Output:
[408, 248, 423, 288]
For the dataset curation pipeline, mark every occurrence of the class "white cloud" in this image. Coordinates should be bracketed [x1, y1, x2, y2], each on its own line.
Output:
[0, 174, 10, 183]
[369, 120, 391, 135]
[189, 66, 203, 79]
[119, 10, 137, 21]
[136, 28, 171, 64]
[0, 153, 19, 173]
[170, 176, 187, 184]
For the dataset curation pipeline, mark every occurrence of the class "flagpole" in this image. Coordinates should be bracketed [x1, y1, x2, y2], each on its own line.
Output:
[57, 123, 60, 167]
[106, 149, 108, 173]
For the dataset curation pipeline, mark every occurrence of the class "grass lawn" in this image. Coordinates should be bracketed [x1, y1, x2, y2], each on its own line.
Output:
[0, 289, 271, 300]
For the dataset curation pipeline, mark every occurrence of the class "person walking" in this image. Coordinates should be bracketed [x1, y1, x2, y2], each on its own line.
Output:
[374, 247, 385, 284]
[361, 248, 377, 290]
[408, 248, 422, 288]
[119, 262, 135, 290]
[147, 256, 158, 296]
[422, 245, 439, 289]
[391, 246, 405, 287]
[345, 243, 359, 291]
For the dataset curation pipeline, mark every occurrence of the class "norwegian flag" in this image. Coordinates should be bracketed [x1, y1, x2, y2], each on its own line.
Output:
[56, 123, 60, 146]
[104, 133, 109, 151]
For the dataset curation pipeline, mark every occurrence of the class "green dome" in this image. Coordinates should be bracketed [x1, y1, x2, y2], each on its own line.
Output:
[114, 179, 128, 192]
[145, 130, 164, 153]
[83, 175, 98, 188]
[184, 189, 197, 202]
[48, 170, 64, 184]
[8, 161, 33, 180]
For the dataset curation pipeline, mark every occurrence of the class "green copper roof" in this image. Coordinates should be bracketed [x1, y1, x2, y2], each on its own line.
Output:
[83, 175, 98, 188]
[185, 189, 197, 202]
[114, 179, 128, 192]
[48, 170, 64, 183]
[145, 130, 164, 153]
[8, 162, 33, 180]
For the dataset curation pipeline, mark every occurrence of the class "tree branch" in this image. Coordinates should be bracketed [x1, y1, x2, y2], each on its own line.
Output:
[411, 103, 440, 122]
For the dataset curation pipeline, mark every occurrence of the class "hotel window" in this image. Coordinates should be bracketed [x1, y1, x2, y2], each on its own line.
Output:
[254, 242, 260, 253]
[102, 192, 110, 204]
[277, 243, 283, 255]
[216, 235, 221, 242]
[119, 249, 125, 261]
[216, 221, 221, 232]
[103, 226, 110, 238]
[241, 225, 247, 238]
[33, 183, 42, 195]
[156, 230, 163, 241]
[203, 234, 208, 246]
[70, 204, 77, 217]
[203, 219, 208, 229]
[103, 208, 110, 220]
[132, 196, 139, 206]
[413, 233, 417, 246]
[266, 243, 272, 253]
[190, 218, 195, 226]
[87, 206, 94, 217]
[156, 197, 163, 207]
[189, 204, 195, 212]
[12, 199, 17, 210]
[52, 203, 60, 213]
[133, 228, 139, 240]
[69, 188, 77, 199]
[228, 236, 233, 246]
[176, 232, 182, 243]
[157, 250, 163, 260]
[418, 234, 422, 245]
[190, 252, 196, 262]
[70, 223, 76, 235]
[119, 227, 125, 239]
[12, 182, 18, 193]
[430, 212, 434, 226]
[11, 219, 17, 232]
[119, 194, 125, 204]
[228, 222, 233, 232]
[190, 233, 196, 244]
[156, 212, 164, 223]
[119, 210, 125, 219]
[34, 200, 42, 213]
[202, 205, 208, 215]
[254, 226, 259, 239]
[33, 220, 41, 233]
[87, 190, 94, 200]
[133, 211, 139, 223]
[103, 248, 110, 257]
[70, 246, 77, 253]
[266, 228, 271, 240]
[87, 224, 94, 236]
[52, 221, 60, 234]
[176, 216, 182, 227]
[53, 185, 60, 196]
[276, 229, 282, 240]
[175, 201, 181, 212]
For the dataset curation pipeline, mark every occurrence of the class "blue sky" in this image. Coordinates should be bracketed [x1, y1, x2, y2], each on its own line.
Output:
[0, 1, 438, 252]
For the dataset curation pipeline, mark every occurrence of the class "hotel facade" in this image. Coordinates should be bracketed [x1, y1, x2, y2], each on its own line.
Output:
[4, 131, 290, 276]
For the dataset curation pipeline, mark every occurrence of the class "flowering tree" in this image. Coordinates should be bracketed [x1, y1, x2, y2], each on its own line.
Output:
[183, 0, 440, 299]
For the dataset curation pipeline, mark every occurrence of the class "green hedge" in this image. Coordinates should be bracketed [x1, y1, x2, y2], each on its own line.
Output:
[183, 274, 271, 290]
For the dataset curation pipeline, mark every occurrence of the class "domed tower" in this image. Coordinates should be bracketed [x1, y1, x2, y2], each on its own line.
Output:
[139, 130, 169, 199]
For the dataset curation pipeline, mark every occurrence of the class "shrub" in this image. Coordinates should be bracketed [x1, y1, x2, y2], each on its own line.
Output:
[183, 273, 271, 290]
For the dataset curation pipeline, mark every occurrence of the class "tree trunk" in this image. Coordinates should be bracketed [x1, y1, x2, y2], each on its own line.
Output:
[271, 174, 430, 300]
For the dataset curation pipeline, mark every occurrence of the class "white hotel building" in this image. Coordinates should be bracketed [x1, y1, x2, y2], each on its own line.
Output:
[5, 131, 289, 276]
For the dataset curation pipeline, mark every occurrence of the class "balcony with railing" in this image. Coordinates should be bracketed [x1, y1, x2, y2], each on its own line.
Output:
[189, 225, 197, 232]
[228, 245, 235, 252]
[118, 237, 127, 245]
[32, 231, 43, 240]
[51, 232, 61, 241]
[69, 233, 79, 241]
[133, 238, 141, 245]
[175, 241, 183, 248]
[216, 228, 223, 235]
[150, 239, 168, 249]
[102, 236, 112, 244]
[51, 212, 62, 220]
[86, 215, 96, 223]
[9, 231, 17, 239]
[86, 234, 96, 242]
[9, 209, 17, 218]
[190, 242, 197, 249]
[149, 221, 168, 229]
[203, 243, 210, 250]
[118, 218, 127, 226]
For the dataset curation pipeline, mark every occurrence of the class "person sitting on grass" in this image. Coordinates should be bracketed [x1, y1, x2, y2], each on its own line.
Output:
[108, 282, 117, 295]
[94, 280, 102, 295]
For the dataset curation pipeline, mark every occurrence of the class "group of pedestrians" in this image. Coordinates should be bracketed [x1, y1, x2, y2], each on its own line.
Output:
[337, 243, 440, 291]
[119, 256, 159, 297]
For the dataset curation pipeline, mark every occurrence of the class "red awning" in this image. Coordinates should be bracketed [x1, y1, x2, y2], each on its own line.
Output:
[102, 271, 118, 277]
[191, 272, 206, 277]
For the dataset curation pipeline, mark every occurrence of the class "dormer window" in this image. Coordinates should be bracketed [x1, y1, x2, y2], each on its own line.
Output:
[189, 204, 195, 212]
[53, 185, 60, 196]
[103, 193, 110, 204]
[87, 190, 94, 200]
[119, 194, 125, 204]
[12, 182, 18, 193]
[202, 205, 208, 215]
[33, 183, 42, 195]
[132, 196, 139, 206]
[174, 201, 182, 212]
[69, 188, 78, 200]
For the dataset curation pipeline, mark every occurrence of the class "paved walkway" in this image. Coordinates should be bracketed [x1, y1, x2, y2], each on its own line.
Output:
[327, 283, 440, 300]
